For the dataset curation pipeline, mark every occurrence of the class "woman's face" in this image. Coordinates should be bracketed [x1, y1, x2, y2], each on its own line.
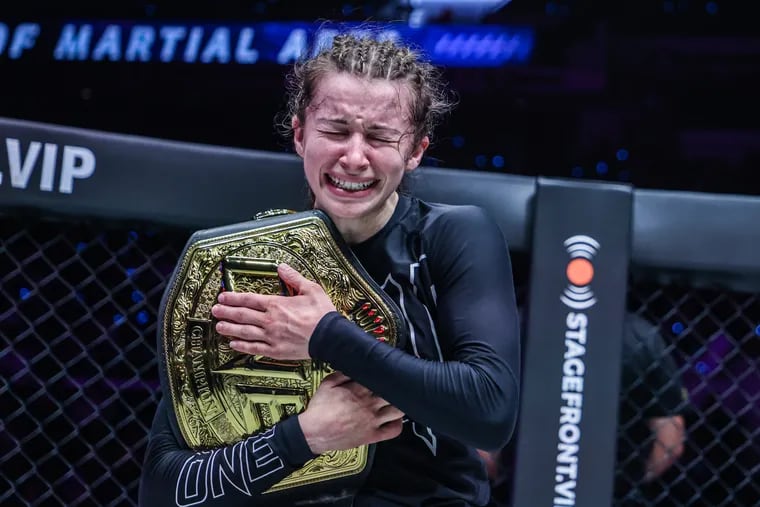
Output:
[293, 72, 429, 239]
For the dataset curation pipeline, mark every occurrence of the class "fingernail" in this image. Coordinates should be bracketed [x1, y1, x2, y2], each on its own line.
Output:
[218, 293, 226, 303]
[229, 340, 239, 350]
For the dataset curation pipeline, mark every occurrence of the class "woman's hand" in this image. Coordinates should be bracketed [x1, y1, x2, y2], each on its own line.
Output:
[212, 263, 336, 360]
[298, 372, 404, 454]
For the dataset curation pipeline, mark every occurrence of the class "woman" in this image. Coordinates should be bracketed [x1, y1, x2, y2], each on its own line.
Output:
[140, 33, 520, 506]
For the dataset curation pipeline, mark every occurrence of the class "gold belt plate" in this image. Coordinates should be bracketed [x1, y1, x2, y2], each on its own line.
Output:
[160, 211, 400, 492]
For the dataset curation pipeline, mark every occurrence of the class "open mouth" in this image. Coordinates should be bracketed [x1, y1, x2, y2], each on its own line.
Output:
[326, 174, 377, 192]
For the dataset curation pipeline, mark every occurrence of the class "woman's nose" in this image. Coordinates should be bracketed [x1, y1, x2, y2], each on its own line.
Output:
[339, 135, 370, 172]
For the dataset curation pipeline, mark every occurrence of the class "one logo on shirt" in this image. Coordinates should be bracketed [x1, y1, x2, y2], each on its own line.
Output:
[560, 235, 599, 310]
[175, 427, 284, 506]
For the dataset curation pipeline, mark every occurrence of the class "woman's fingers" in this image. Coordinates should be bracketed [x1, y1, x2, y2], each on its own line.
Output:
[375, 404, 405, 424]
[217, 291, 270, 310]
[228, 339, 274, 356]
[322, 371, 351, 386]
[212, 303, 265, 326]
[215, 320, 266, 341]
[374, 418, 404, 441]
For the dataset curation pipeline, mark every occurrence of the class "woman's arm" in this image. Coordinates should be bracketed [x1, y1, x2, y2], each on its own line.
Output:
[139, 373, 403, 506]
[138, 397, 311, 506]
[310, 206, 520, 450]
[211, 206, 520, 450]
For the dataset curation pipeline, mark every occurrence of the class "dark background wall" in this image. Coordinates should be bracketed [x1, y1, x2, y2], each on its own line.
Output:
[1, 0, 758, 195]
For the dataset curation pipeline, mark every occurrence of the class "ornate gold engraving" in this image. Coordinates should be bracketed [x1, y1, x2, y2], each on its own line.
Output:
[161, 212, 399, 492]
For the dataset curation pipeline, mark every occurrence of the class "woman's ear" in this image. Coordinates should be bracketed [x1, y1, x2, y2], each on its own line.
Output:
[405, 135, 430, 171]
[292, 116, 305, 157]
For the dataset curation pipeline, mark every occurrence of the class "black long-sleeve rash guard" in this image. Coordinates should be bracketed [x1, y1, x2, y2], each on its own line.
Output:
[330, 196, 520, 506]
[139, 398, 337, 506]
[312, 199, 519, 451]
[139, 195, 520, 506]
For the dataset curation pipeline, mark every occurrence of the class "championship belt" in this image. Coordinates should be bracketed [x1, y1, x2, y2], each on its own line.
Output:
[157, 209, 404, 494]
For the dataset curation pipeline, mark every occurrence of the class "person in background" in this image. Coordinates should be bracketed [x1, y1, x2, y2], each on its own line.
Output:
[614, 313, 687, 506]
[478, 312, 686, 507]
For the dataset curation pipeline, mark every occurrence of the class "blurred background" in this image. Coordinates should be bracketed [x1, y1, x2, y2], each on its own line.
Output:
[1, 2, 759, 506]
[1, 0, 758, 195]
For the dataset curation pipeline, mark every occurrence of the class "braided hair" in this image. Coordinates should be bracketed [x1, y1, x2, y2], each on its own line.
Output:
[279, 32, 456, 148]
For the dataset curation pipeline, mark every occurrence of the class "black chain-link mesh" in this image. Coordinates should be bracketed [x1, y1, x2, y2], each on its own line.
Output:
[2, 215, 758, 506]
[615, 276, 760, 506]
[0, 216, 189, 506]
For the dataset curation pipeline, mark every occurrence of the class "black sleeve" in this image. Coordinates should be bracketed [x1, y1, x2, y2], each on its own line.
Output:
[309, 206, 520, 451]
[138, 397, 317, 506]
[623, 314, 686, 418]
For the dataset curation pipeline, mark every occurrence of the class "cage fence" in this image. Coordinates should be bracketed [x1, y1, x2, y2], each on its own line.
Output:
[617, 277, 760, 506]
[1, 216, 187, 506]
[0, 215, 758, 506]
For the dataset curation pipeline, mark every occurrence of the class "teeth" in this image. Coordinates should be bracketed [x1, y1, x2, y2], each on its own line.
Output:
[328, 175, 374, 191]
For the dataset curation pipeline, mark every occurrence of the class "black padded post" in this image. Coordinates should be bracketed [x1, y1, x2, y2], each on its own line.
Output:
[512, 177, 632, 507]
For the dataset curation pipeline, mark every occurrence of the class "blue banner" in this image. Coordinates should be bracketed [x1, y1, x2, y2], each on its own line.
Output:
[0, 20, 533, 67]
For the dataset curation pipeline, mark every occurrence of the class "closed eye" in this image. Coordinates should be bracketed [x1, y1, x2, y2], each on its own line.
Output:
[369, 136, 396, 144]
[317, 130, 347, 138]
[317, 130, 397, 146]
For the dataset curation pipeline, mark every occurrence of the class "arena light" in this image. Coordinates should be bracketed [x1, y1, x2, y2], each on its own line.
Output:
[406, 0, 514, 27]
[0, 19, 533, 67]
